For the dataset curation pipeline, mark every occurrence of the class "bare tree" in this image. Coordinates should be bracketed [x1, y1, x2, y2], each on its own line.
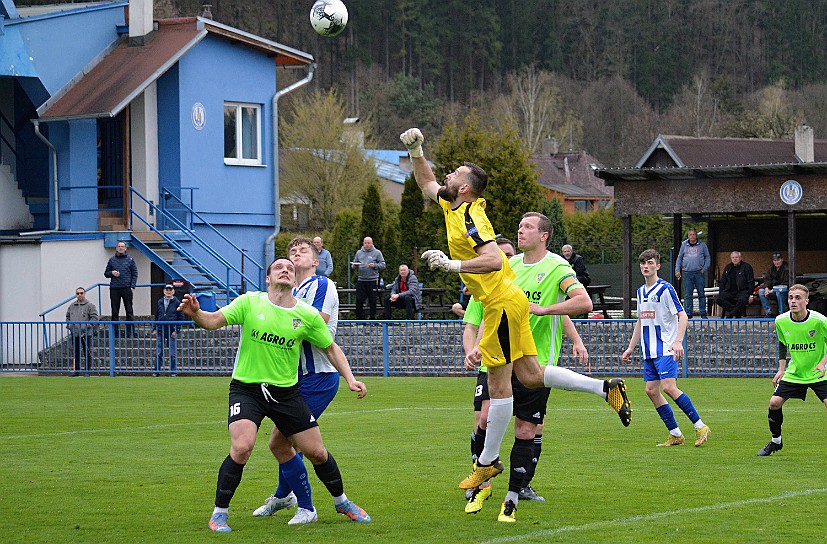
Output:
[280, 90, 379, 229]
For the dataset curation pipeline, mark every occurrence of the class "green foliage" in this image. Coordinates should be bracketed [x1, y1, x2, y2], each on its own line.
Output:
[541, 197, 568, 253]
[562, 207, 671, 264]
[398, 174, 425, 262]
[280, 90, 379, 229]
[331, 208, 362, 286]
[360, 181, 385, 249]
[432, 115, 542, 240]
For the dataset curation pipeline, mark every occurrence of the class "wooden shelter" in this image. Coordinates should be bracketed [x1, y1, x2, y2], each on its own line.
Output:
[595, 127, 827, 317]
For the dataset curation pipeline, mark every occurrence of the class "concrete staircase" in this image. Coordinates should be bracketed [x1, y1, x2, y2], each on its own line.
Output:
[0, 163, 34, 230]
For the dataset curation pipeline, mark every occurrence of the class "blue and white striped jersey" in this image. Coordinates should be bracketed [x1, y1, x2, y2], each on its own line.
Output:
[636, 278, 684, 360]
[293, 275, 339, 375]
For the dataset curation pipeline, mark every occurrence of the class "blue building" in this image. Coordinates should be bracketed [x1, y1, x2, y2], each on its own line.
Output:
[0, 0, 314, 321]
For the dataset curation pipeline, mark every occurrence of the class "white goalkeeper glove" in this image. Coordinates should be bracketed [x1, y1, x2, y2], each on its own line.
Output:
[400, 128, 425, 158]
[421, 249, 461, 273]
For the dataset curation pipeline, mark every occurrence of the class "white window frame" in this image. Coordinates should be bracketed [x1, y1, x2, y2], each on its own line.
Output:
[224, 102, 263, 166]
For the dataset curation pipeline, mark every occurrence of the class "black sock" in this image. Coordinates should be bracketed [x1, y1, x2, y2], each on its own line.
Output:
[474, 427, 486, 461]
[768, 407, 783, 438]
[525, 434, 543, 484]
[509, 438, 534, 493]
[471, 431, 477, 463]
[215, 455, 245, 508]
[312, 451, 344, 498]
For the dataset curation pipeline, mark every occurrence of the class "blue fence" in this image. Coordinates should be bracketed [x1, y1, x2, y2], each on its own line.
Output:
[0, 318, 781, 377]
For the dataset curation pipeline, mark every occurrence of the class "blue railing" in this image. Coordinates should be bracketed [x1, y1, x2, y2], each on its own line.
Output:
[0, 318, 781, 377]
[130, 188, 263, 296]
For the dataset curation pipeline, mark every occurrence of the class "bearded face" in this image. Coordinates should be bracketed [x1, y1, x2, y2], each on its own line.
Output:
[437, 183, 459, 202]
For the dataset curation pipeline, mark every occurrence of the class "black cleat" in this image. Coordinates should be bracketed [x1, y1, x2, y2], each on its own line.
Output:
[757, 440, 782, 456]
[606, 378, 632, 427]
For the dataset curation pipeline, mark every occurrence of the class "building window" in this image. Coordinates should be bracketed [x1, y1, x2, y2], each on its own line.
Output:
[224, 103, 262, 165]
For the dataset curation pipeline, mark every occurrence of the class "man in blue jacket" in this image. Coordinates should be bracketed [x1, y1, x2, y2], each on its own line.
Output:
[104, 241, 139, 336]
[674, 229, 711, 318]
[152, 284, 182, 376]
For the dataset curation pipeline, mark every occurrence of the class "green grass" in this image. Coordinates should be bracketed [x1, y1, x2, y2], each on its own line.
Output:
[2, 376, 826, 543]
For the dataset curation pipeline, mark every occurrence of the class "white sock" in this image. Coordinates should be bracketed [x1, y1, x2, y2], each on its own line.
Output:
[693, 420, 706, 429]
[213, 506, 228, 516]
[478, 397, 513, 465]
[543, 365, 605, 396]
[333, 494, 347, 506]
[671, 428, 683, 437]
[772, 436, 782, 444]
[505, 490, 519, 505]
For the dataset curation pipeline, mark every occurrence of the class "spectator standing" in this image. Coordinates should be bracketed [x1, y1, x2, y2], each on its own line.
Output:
[759, 252, 790, 317]
[313, 236, 333, 277]
[152, 284, 182, 376]
[66, 287, 98, 376]
[104, 241, 138, 336]
[352, 237, 385, 319]
[716, 251, 755, 318]
[383, 264, 421, 319]
[674, 228, 711, 318]
[561, 245, 590, 287]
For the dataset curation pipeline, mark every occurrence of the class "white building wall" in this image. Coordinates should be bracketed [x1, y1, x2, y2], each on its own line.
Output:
[0, 239, 152, 322]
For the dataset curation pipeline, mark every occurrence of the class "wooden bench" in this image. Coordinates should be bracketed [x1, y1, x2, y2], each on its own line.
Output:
[336, 286, 454, 319]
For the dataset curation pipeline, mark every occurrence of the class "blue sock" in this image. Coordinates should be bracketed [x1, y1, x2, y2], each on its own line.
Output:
[674, 393, 700, 424]
[280, 453, 313, 510]
[656, 403, 679, 432]
[274, 452, 302, 497]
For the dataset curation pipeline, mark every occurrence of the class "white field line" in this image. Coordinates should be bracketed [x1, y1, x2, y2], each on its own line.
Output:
[481, 487, 827, 544]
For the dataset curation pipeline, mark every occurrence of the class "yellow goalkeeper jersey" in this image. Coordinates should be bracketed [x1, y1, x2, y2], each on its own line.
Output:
[438, 195, 514, 303]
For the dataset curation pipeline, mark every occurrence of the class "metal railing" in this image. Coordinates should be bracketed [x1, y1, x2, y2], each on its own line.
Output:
[130, 188, 263, 297]
[1, 318, 781, 377]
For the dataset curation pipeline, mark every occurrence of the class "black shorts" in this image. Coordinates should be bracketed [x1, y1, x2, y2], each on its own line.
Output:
[773, 379, 827, 402]
[473, 372, 490, 411]
[228, 379, 318, 438]
[512, 373, 551, 424]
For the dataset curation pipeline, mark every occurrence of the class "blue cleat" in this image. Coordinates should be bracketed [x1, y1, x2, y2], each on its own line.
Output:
[208, 512, 232, 533]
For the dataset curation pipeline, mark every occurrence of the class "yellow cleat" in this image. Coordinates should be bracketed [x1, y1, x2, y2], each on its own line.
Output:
[656, 434, 685, 447]
[497, 500, 517, 523]
[464, 483, 492, 514]
[694, 425, 711, 447]
[459, 460, 504, 490]
[606, 378, 632, 427]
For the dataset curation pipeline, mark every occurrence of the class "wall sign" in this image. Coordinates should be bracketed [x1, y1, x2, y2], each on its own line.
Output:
[191, 102, 206, 130]
[780, 179, 802, 205]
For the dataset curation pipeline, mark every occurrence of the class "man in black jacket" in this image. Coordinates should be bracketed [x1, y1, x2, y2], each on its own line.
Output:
[152, 284, 182, 376]
[383, 264, 421, 319]
[758, 252, 790, 316]
[561, 244, 591, 287]
[716, 251, 755, 318]
[104, 241, 138, 337]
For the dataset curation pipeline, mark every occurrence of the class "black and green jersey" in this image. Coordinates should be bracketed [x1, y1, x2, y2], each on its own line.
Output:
[775, 310, 827, 384]
[220, 292, 333, 387]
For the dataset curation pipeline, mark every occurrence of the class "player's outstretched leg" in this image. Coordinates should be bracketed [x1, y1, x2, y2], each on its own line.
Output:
[605, 378, 632, 427]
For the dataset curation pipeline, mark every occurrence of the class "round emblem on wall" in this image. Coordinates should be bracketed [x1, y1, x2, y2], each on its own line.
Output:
[191, 102, 206, 130]
[779, 179, 802, 206]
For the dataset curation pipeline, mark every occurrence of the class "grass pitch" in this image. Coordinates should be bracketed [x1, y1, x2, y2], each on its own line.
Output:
[2, 375, 826, 543]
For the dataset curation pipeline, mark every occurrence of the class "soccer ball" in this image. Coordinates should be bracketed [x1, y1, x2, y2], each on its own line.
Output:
[310, 0, 348, 37]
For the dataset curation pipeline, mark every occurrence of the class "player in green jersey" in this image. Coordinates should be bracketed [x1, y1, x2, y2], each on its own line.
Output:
[463, 214, 631, 521]
[757, 283, 827, 456]
[179, 257, 369, 531]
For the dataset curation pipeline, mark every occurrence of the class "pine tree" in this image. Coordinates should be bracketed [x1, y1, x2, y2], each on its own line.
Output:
[331, 208, 362, 287]
[541, 197, 568, 254]
[360, 181, 385, 249]
[398, 174, 425, 267]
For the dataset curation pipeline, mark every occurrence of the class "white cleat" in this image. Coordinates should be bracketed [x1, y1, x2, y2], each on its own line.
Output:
[252, 492, 297, 516]
[288, 507, 318, 525]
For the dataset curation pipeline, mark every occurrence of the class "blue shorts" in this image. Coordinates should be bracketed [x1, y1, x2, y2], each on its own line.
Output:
[298, 371, 340, 418]
[643, 355, 678, 382]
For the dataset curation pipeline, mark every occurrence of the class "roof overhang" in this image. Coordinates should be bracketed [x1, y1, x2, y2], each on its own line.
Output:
[595, 162, 827, 185]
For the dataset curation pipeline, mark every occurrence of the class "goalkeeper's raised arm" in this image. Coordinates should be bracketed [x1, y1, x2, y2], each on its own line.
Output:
[400, 128, 440, 202]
